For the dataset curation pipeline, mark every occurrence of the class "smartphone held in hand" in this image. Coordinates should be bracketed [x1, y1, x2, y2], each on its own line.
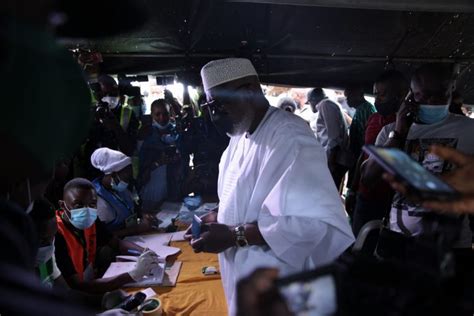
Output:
[363, 145, 460, 202]
[192, 214, 202, 239]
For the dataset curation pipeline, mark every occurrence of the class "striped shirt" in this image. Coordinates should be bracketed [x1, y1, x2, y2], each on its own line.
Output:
[349, 100, 376, 156]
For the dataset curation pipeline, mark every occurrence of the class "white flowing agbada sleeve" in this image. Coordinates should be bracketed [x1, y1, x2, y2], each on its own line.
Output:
[256, 122, 354, 269]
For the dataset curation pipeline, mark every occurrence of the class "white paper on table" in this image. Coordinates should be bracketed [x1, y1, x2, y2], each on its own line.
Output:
[177, 202, 219, 224]
[154, 202, 183, 229]
[102, 261, 182, 287]
[123, 233, 180, 258]
[155, 230, 186, 242]
[156, 210, 178, 229]
[169, 230, 186, 241]
[141, 287, 157, 299]
[102, 262, 165, 287]
[160, 202, 182, 213]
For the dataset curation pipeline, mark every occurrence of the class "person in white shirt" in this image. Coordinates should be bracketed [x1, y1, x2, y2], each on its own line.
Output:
[187, 58, 355, 315]
[307, 88, 352, 188]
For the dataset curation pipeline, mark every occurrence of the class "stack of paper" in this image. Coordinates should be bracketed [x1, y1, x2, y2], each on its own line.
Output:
[177, 202, 218, 224]
[124, 233, 181, 258]
[102, 261, 182, 287]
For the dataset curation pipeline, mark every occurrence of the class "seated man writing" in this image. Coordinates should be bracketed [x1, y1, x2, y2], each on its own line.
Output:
[55, 178, 158, 293]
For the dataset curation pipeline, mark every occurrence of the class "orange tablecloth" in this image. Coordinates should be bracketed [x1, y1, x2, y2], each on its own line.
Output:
[137, 240, 228, 316]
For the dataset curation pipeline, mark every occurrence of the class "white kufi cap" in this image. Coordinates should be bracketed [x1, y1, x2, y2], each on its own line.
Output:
[90, 147, 132, 174]
[200, 58, 258, 92]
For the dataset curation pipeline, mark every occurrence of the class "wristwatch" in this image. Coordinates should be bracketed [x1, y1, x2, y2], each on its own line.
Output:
[234, 225, 249, 247]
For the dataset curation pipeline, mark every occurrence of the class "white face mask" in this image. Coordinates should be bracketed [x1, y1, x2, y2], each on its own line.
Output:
[102, 96, 120, 109]
[35, 242, 55, 266]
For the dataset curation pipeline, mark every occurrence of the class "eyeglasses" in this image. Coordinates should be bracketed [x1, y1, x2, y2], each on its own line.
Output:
[200, 83, 252, 116]
[200, 99, 227, 117]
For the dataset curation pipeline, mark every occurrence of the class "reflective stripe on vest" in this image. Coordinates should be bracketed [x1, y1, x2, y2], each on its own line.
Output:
[120, 105, 133, 131]
[56, 211, 96, 281]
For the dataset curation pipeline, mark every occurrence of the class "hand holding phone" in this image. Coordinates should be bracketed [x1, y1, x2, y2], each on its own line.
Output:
[363, 145, 459, 202]
[276, 267, 338, 316]
[192, 214, 202, 239]
[395, 92, 419, 136]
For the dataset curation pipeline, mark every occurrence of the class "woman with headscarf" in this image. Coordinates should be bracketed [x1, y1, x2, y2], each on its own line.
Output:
[90, 147, 156, 237]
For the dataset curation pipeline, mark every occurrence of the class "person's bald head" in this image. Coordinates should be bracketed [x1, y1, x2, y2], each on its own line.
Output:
[411, 63, 454, 105]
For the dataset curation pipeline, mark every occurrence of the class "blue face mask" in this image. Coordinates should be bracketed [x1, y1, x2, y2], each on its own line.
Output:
[153, 120, 170, 130]
[65, 207, 97, 230]
[418, 104, 449, 124]
[111, 177, 129, 192]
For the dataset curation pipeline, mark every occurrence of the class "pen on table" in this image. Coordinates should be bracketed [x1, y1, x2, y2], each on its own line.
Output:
[127, 249, 142, 256]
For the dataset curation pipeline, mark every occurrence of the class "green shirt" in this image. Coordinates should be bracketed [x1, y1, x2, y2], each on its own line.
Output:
[350, 100, 376, 156]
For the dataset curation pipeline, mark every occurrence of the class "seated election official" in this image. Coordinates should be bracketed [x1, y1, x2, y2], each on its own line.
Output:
[91, 147, 155, 237]
[29, 198, 111, 309]
[55, 178, 158, 293]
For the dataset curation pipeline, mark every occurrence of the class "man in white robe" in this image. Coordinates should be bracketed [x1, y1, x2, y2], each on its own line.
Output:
[189, 58, 355, 315]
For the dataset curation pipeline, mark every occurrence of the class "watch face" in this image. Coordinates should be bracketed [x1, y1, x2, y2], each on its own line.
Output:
[236, 238, 248, 247]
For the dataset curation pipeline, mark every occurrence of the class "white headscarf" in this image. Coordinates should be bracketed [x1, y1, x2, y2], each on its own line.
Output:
[90, 148, 131, 174]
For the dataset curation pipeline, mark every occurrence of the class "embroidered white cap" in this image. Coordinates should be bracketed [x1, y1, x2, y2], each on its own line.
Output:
[200, 58, 258, 92]
[90, 147, 132, 174]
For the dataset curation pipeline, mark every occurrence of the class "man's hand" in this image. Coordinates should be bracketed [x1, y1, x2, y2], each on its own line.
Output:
[138, 214, 159, 233]
[237, 268, 292, 316]
[382, 146, 474, 214]
[394, 99, 417, 137]
[190, 223, 235, 253]
[422, 198, 474, 215]
[430, 146, 474, 194]
[184, 211, 218, 240]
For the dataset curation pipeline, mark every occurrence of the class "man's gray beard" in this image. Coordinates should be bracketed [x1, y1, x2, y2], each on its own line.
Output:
[228, 111, 255, 136]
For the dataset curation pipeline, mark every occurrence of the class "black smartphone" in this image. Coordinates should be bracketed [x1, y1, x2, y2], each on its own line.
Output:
[276, 266, 340, 316]
[404, 91, 420, 123]
[363, 145, 460, 201]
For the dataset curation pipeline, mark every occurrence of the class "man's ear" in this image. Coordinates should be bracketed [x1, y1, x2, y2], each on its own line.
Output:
[58, 200, 65, 210]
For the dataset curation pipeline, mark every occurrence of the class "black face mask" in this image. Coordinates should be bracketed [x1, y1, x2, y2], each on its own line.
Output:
[375, 98, 401, 117]
[203, 99, 233, 137]
[210, 110, 233, 136]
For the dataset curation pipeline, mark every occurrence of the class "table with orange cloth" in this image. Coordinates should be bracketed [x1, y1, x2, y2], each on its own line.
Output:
[135, 239, 228, 316]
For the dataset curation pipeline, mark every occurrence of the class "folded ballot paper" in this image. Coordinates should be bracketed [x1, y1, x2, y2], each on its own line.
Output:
[102, 261, 182, 287]
[123, 232, 182, 259]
